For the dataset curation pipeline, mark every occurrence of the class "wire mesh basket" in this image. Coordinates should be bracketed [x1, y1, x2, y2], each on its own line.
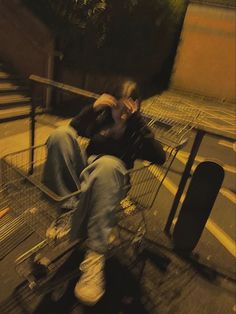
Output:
[141, 95, 200, 147]
[1, 145, 174, 237]
[0, 141, 176, 288]
[0, 101, 200, 288]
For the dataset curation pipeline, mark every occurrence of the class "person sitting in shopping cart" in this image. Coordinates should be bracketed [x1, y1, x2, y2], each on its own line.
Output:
[42, 80, 166, 306]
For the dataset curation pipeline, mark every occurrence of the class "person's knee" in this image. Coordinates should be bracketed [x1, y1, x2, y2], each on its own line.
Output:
[95, 155, 126, 175]
[47, 126, 73, 148]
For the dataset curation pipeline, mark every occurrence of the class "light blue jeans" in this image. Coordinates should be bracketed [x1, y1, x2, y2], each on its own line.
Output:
[42, 126, 129, 254]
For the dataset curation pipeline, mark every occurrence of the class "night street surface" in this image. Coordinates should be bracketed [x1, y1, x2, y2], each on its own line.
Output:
[150, 129, 236, 270]
[0, 96, 235, 313]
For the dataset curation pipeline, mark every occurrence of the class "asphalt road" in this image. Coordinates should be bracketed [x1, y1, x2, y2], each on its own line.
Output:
[151, 129, 236, 273]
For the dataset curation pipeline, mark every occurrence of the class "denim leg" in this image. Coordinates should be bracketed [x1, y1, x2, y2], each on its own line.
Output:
[42, 126, 87, 212]
[70, 155, 129, 254]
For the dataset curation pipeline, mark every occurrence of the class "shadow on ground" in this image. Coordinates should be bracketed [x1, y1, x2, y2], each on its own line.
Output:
[0, 249, 148, 314]
[1, 242, 235, 314]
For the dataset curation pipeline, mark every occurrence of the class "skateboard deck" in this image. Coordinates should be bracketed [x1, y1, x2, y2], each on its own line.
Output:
[173, 161, 224, 252]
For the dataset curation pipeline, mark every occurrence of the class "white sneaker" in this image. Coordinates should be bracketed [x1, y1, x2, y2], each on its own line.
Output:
[74, 251, 105, 305]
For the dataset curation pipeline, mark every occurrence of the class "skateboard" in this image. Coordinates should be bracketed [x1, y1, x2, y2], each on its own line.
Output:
[173, 161, 224, 253]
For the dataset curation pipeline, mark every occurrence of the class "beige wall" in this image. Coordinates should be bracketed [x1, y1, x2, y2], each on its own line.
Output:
[171, 3, 236, 102]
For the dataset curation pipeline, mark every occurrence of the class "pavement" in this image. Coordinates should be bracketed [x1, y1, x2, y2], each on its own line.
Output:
[0, 91, 235, 314]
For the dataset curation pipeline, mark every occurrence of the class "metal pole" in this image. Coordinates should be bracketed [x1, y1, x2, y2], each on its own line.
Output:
[29, 82, 36, 175]
[164, 129, 205, 234]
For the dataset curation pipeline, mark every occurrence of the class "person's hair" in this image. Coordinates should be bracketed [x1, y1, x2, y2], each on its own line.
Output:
[98, 78, 141, 128]
[105, 78, 142, 103]
[120, 80, 140, 100]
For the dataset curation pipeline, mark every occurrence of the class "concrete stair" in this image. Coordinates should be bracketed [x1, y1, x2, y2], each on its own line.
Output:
[0, 63, 31, 121]
[0, 82, 28, 92]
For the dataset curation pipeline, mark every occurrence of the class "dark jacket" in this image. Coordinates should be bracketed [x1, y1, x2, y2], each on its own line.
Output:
[70, 104, 166, 169]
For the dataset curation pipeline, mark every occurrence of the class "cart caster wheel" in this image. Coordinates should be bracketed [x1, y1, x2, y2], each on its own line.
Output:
[34, 253, 50, 267]
[31, 253, 50, 279]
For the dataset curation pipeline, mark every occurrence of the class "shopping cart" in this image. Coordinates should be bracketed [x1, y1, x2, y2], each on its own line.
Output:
[0, 95, 199, 290]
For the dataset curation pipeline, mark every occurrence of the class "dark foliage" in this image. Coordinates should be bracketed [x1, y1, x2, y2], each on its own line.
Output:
[23, 0, 187, 93]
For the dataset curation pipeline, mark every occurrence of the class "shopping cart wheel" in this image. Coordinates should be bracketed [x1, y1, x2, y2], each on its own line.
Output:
[32, 253, 51, 277]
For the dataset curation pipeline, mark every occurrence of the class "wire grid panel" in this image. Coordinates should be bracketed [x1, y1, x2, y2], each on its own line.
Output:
[1, 146, 59, 240]
[121, 150, 174, 216]
[141, 95, 200, 147]
[3, 145, 177, 289]
[0, 159, 35, 259]
[1, 143, 173, 242]
[118, 145, 175, 243]
[0, 166, 9, 214]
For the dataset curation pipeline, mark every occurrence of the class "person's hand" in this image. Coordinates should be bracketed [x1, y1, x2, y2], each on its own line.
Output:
[119, 97, 139, 116]
[93, 93, 118, 112]
[110, 97, 139, 124]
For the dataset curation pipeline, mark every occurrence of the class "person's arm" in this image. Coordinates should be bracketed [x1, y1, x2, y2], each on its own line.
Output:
[69, 104, 99, 137]
[140, 136, 166, 165]
[70, 94, 118, 137]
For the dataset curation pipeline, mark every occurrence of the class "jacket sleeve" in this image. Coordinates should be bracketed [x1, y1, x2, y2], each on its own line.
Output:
[69, 104, 99, 137]
[139, 136, 166, 165]
[129, 113, 166, 165]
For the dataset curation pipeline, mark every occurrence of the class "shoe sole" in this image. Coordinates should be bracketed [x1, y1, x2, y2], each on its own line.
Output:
[74, 289, 105, 306]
